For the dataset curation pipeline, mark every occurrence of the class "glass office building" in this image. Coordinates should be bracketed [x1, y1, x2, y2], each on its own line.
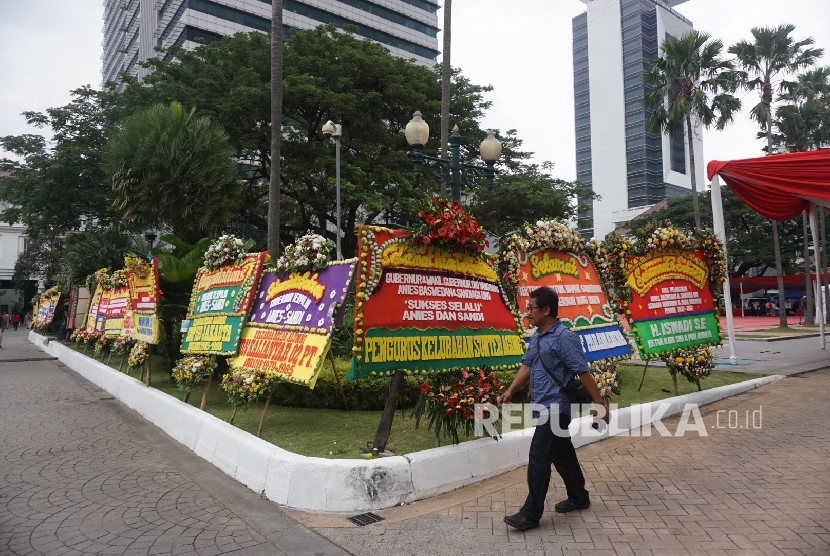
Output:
[572, 0, 703, 239]
[102, 0, 440, 86]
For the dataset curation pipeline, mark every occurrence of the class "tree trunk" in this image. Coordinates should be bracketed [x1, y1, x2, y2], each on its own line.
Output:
[268, 0, 284, 259]
[685, 113, 701, 229]
[803, 211, 815, 325]
[771, 219, 788, 328]
[439, 0, 452, 200]
[373, 370, 405, 452]
[161, 315, 181, 375]
[765, 108, 787, 328]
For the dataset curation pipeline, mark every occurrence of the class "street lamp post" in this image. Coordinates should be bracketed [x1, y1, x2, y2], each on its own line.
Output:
[404, 111, 502, 203]
[322, 120, 343, 260]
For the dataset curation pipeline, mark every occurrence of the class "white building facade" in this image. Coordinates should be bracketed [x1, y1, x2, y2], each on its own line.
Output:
[573, 0, 704, 239]
[102, 0, 440, 86]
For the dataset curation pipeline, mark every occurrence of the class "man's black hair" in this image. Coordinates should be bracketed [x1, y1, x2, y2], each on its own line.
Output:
[529, 286, 558, 317]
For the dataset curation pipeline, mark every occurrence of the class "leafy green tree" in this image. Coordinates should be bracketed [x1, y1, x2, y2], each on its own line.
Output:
[729, 24, 824, 153]
[643, 30, 742, 229]
[13, 237, 65, 290]
[60, 228, 133, 286]
[729, 24, 824, 327]
[771, 66, 830, 151]
[152, 235, 213, 371]
[104, 102, 240, 242]
[625, 187, 803, 278]
[0, 87, 119, 238]
[469, 161, 591, 238]
[107, 27, 568, 256]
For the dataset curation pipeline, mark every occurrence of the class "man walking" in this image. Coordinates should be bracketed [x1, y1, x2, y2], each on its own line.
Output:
[498, 286, 610, 531]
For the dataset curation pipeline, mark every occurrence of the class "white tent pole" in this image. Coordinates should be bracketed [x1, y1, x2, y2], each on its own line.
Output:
[740, 282, 744, 316]
[809, 203, 826, 349]
[710, 175, 738, 363]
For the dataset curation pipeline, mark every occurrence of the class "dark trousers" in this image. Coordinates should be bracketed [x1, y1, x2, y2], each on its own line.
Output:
[521, 412, 589, 521]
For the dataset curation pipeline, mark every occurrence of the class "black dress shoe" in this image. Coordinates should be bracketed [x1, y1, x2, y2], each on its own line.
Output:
[503, 511, 539, 531]
[554, 498, 590, 513]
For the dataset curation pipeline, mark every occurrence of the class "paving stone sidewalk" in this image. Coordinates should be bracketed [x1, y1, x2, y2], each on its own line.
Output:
[0, 332, 347, 556]
[310, 367, 830, 555]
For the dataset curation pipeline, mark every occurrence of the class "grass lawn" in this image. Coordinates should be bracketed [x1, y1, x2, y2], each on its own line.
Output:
[72, 346, 760, 459]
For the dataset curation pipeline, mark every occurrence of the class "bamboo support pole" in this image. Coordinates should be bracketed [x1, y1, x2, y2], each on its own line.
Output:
[199, 373, 212, 410]
[328, 350, 349, 411]
[145, 347, 152, 387]
[230, 407, 238, 425]
[637, 359, 650, 392]
[257, 392, 273, 438]
[198, 354, 216, 410]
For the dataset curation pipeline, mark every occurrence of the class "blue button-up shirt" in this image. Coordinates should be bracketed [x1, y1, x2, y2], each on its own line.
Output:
[522, 321, 589, 414]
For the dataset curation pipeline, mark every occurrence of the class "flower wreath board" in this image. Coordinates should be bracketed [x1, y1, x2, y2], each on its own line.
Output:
[180, 252, 266, 355]
[101, 285, 131, 337]
[85, 285, 104, 334]
[228, 260, 356, 387]
[35, 287, 62, 328]
[123, 257, 161, 344]
[513, 248, 631, 361]
[348, 225, 525, 380]
[608, 229, 725, 359]
[67, 285, 90, 330]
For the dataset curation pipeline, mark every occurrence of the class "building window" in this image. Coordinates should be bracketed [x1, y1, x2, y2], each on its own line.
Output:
[670, 131, 686, 174]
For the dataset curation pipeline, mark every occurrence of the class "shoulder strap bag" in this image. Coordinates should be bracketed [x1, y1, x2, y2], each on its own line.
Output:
[534, 327, 593, 407]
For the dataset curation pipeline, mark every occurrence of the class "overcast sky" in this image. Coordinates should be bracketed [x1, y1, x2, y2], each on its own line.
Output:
[2, 0, 829, 182]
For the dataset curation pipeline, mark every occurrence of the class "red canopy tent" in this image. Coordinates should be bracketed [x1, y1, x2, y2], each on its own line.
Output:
[707, 149, 829, 351]
[707, 150, 830, 219]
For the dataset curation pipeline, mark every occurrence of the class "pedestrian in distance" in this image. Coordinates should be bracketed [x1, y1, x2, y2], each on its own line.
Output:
[1, 311, 10, 331]
[11, 312, 20, 331]
[497, 286, 610, 532]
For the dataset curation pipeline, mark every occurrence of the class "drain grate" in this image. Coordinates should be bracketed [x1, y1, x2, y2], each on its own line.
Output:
[99, 397, 116, 401]
[347, 512, 384, 526]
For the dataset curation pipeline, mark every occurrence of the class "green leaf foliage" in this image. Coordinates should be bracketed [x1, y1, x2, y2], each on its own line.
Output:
[0, 87, 116, 239]
[623, 187, 804, 277]
[106, 26, 580, 255]
[469, 161, 595, 238]
[104, 102, 240, 242]
[61, 228, 133, 286]
[729, 24, 824, 136]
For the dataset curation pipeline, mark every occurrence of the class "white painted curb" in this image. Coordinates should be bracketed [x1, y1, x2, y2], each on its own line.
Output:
[30, 332, 782, 512]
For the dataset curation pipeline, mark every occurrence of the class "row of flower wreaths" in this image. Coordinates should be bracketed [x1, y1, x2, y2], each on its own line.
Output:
[62, 199, 725, 437]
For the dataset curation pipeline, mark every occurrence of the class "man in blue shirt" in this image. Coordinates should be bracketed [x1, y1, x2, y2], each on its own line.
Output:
[498, 286, 610, 531]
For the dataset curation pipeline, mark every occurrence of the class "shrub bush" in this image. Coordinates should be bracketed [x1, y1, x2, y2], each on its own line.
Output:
[266, 361, 525, 411]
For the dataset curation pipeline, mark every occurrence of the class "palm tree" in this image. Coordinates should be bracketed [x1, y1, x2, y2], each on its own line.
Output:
[440, 0, 452, 188]
[775, 66, 830, 149]
[105, 102, 240, 242]
[729, 25, 824, 154]
[269, 0, 284, 258]
[643, 30, 742, 229]
[729, 24, 824, 328]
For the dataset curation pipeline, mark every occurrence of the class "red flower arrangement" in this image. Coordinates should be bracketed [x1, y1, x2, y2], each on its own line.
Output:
[412, 198, 488, 257]
[413, 369, 505, 444]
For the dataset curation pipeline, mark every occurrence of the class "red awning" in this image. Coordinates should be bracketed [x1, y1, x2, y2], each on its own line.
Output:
[707, 150, 830, 220]
[729, 273, 829, 293]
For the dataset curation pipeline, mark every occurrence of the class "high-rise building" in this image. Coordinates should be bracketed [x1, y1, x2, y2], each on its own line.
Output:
[572, 0, 704, 239]
[102, 0, 440, 86]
